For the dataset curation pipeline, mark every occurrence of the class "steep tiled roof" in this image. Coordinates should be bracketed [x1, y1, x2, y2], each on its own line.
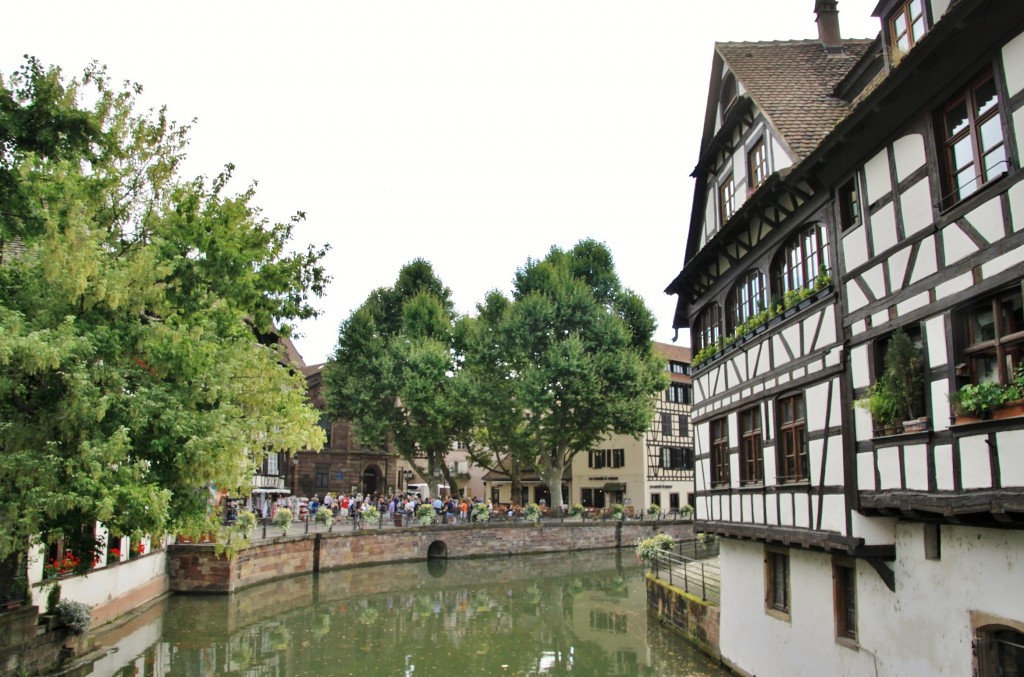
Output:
[717, 39, 873, 160]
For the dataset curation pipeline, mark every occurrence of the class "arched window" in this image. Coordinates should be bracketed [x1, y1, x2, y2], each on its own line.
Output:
[773, 223, 829, 296]
[720, 72, 738, 118]
[975, 624, 1024, 676]
[727, 270, 767, 333]
[694, 302, 723, 352]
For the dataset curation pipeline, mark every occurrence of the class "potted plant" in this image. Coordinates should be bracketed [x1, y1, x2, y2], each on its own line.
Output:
[634, 533, 674, 562]
[416, 504, 437, 526]
[272, 508, 293, 536]
[471, 502, 490, 523]
[951, 381, 1008, 422]
[314, 507, 334, 530]
[567, 503, 585, 519]
[610, 503, 625, 520]
[524, 503, 542, 523]
[680, 505, 694, 520]
[855, 329, 926, 434]
[646, 504, 662, 519]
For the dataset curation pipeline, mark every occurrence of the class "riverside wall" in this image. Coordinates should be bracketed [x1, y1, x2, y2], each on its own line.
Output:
[645, 574, 723, 666]
[168, 520, 693, 593]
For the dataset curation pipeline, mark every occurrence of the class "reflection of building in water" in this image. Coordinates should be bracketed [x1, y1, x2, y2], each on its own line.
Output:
[84, 553, 724, 676]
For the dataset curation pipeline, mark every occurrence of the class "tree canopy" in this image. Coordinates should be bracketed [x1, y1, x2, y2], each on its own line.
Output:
[0, 58, 328, 564]
[462, 240, 667, 508]
[323, 260, 469, 495]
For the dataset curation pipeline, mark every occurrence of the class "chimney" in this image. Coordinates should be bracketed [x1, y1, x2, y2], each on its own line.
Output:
[815, 0, 843, 53]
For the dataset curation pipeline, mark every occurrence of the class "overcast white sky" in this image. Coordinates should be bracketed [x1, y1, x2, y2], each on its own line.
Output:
[7, 1, 881, 364]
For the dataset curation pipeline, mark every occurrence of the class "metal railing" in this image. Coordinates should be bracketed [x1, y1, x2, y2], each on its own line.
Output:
[648, 548, 720, 604]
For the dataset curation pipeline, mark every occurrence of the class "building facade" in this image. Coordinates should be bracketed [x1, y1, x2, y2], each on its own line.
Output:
[666, 1, 1024, 675]
[485, 341, 694, 513]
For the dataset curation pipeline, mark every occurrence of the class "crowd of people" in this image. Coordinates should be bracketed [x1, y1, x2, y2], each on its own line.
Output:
[266, 492, 492, 525]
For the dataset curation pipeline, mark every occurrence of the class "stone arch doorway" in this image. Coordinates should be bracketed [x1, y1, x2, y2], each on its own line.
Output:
[362, 465, 382, 495]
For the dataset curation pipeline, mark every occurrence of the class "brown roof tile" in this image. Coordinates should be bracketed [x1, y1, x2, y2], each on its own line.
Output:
[717, 39, 873, 160]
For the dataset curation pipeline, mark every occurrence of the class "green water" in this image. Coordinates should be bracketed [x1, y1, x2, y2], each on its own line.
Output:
[88, 550, 728, 676]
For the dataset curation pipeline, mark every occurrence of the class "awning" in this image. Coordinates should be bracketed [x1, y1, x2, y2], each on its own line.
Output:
[252, 488, 291, 495]
[603, 482, 626, 492]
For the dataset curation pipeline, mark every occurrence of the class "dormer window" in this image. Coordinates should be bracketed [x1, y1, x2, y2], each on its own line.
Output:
[889, 0, 927, 58]
[748, 138, 768, 191]
[720, 72, 738, 118]
[720, 175, 737, 226]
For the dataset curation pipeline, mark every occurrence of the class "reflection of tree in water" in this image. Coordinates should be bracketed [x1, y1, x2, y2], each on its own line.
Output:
[122, 551, 727, 676]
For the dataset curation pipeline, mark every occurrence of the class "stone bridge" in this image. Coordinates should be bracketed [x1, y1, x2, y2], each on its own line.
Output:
[168, 520, 693, 593]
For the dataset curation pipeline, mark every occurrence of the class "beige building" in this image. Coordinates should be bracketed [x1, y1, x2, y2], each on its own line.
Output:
[485, 342, 694, 512]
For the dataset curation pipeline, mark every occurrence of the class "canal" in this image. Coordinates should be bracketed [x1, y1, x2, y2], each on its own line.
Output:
[86, 549, 728, 676]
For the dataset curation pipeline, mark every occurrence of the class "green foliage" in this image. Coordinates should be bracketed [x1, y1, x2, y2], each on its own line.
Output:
[680, 505, 694, 520]
[634, 533, 674, 562]
[646, 504, 661, 517]
[235, 510, 258, 533]
[324, 260, 465, 494]
[524, 503, 542, 523]
[471, 502, 490, 522]
[46, 583, 61, 614]
[362, 506, 380, 523]
[461, 240, 667, 510]
[952, 381, 1009, 418]
[314, 508, 333, 528]
[272, 508, 293, 535]
[0, 59, 328, 562]
[855, 329, 924, 428]
[55, 599, 91, 634]
[568, 503, 585, 517]
[611, 503, 625, 519]
[415, 504, 437, 526]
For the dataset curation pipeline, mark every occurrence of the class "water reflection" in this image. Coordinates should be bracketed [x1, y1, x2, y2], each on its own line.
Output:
[88, 550, 727, 676]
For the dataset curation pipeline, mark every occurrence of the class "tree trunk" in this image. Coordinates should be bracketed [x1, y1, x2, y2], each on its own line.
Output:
[539, 461, 565, 512]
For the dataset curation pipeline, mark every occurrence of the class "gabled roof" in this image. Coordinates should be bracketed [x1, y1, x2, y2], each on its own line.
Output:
[716, 38, 874, 161]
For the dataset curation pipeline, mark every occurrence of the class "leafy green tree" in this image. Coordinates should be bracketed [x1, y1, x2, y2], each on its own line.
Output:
[463, 240, 667, 509]
[324, 260, 469, 496]
[0, 59, 328, 565]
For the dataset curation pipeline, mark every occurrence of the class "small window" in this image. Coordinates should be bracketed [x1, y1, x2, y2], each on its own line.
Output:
[976, 625, 1024, 676]
[318, 414, 333, 447]
[650, 493, 661, 509]
[727, 270, 767, 333]
[838, 177, 861, 231]
[720, 72, 738, 117]
[748, 138, 769, 190]
[776, 393, 809, 482]
[833, 561, 857, 640]
[710, 418, 730, 487]
[961, 286, 1024, 386]
[773, 223, 829, 297]
[589, 450, 606, 469]
[939, 68, 1007, 207]
[678, 415, 689, 439]
[669, 493, 680, 512]
[661, 412, 673, 436]
[720, 175, 737, 225]
[581, 487, 606, 509]
[667, 383, 692, 404]
[739, 406, 763, 485]
[669, 361, 690, 375]
[660, 447, 693, 471]
[315, 465, 329, 489]
[889, 0, 927, 57]
[695, 303, 723, 352]
[265, 452, 279, 476]
[766, 548, 791, 616]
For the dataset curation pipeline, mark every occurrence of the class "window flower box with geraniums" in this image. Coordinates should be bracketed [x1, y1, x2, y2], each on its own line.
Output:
[106, 548, 121, 565]
[43, 551, 81, 579]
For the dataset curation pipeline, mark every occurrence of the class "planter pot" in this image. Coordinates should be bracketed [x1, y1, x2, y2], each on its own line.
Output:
[953, 412, 990, 425]
[993, 400, 1024, 420]
[902, 417, 929, 433]
[753, 323, 767, 335]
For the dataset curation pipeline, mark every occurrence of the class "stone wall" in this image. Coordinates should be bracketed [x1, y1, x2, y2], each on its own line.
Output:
[169, 520, 693, 593]
[0, 605, 90, 675]
[645, 573, 722, 666]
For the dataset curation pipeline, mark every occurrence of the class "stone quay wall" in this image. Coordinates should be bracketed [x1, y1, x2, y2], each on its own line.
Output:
[168, 520, 693, 593]
[645, 574, 722, 665]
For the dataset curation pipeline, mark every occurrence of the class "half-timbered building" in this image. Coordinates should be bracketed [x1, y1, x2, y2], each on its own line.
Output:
[666, 1, 1024, 674]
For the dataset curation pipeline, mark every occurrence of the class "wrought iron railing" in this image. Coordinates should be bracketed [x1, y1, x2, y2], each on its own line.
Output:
[648, 547, 720, 604]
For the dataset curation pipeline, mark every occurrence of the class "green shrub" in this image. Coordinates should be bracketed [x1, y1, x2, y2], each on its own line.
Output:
[471, 502, 490, 522]
[646, 504, 661, 518]
[416, 504, 437, 526]
[634, 534, 674, 562]
[272, 508, 293, 534]
[524, 503, 542, 523]
[55, 599, 91, 634]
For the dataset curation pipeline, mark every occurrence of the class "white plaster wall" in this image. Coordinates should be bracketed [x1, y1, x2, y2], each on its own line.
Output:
[772, 136, 793, 172]
[718, 540, 877, 677]
[924, 316, 947, 369]
[942, 223, 980, 265]
[995, 428, 1024, 486]
[871, 202, 899, 254]
[935, 444, 955, 490]
[930, 0, 951, 21]
[877, 446, 902, 490]
[897, 291, 929, 317]
[900, 178, 933, 237]
[1014, 107, 1024, 179]
[903, 444, 929, 490]
[1003, 32, 1024, 98]
[936, 271, 973, 300]
[857, 524, 1024, 676]
[931, 379, 951, 432]
[845, 279, 870, 313]
[892, 134, 925, 184]
[887, 245, 911, 291]
[864, 148, 892, 205]
[818, 494, 846, 533]
[982, 242, 1024, 280]
[842, 224, 870, 271]
[968, 196, 1006, 244]
[909, 235, 938, 284]
[31, 551, 166, 609]
[851, 511, 896, 545]
[720, 525, 1024, 677]
[850, 344, 871, 390]
[860, 263, 887, 300]
[1010, 178, 1024, 232]
[857, 448, 877, 491]
[959, 435, 992, 489]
